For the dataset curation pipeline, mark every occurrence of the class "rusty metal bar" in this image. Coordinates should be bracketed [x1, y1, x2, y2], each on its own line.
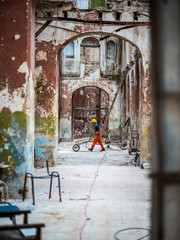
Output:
[36, 17, 150, 26]
[36, 6, 46, 17]
[99, 25, 138, 41]
[35, 20, 52, 38]
[35, 22, 80, 33]
[102, 67, 130, 125]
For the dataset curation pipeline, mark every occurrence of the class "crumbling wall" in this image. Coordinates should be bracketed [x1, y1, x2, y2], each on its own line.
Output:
[140, 61, 152, 166]
[60, 79, 119, 140]
[59, 35, 122, 140]
[35, 41, 59, 167]
[0, 0, 36, 198]
[35, 0, 151, 164]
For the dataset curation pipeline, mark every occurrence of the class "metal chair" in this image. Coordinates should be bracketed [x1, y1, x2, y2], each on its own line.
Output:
[23, 160, 61, 205]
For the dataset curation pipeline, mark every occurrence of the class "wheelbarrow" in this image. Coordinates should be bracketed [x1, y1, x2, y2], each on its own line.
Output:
[72, 137, 92, 152]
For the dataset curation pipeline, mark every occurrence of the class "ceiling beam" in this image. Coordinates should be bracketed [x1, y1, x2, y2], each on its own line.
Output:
[36, 17, 150, 26]
[35, 20, 52, 38]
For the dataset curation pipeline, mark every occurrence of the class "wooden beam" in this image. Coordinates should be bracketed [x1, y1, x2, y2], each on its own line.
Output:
[102, 67, 130, 125]
[35, 20, 52, 38]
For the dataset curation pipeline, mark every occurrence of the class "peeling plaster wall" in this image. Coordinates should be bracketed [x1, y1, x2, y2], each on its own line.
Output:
[60, 79, 119, 140]
[35, 1, 151, 164]
[61, 38, 82, 75]
[140, 61, 152, 165]
[59, 35, 123, 140]
[0, 0, 36, 198]
[35, 42, 59, 167]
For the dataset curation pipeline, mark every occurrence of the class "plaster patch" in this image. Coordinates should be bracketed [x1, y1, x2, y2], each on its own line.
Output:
[0, 84, 26, 112]
[60, 118, 71, 139]
[35, 66, 43, 75]
[14, 34, 20, 40]
[11, 57, 15, 61]
[18, 61, 29, 81]
[62, 94, 67, 99]
[36, 51, 47, 61]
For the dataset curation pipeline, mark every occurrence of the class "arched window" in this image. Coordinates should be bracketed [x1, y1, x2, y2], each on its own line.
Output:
[65, 42, 74, 58]
[81, 37, 100, 48]
[81, 37, 100, 62]
[107, 40, 115, 60]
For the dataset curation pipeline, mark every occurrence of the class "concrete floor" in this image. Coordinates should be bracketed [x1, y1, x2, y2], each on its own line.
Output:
[1, 142, 152, 240]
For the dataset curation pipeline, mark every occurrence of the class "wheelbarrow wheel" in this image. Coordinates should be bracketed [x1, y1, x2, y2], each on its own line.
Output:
[73, 144, 80, 152]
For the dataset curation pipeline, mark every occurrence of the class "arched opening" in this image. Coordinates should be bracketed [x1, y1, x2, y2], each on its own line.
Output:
[80, 37, 100, 77]
[58, 33, 143, 146]
[72, 86, 109, 139]
[5, 1, 180, 239]
[106, 40, 115, 60]
[106, 40, 116, 74]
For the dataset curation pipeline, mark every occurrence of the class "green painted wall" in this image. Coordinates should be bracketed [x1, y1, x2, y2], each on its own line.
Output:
[35, 116, 56, 136]
[89, 0, 106, 8]
[0, 110, 31, 176]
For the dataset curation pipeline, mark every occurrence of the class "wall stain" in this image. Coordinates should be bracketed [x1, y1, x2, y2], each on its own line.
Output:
[0, 110, 30, 176]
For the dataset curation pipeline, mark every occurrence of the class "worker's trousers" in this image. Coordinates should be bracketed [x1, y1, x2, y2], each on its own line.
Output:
[91, 134, 105, 150]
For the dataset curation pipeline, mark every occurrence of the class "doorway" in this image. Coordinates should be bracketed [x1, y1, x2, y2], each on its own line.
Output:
[72, 86, 109, 139]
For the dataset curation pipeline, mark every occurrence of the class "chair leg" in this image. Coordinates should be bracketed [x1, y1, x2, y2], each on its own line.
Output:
[11, 216, 16, 225]
[49, 173, 62, 202]
[57, 174, 62, 202]
[49, 175, 53, 199]
[31, 175, 35, 205]
[23, 173, 28, 201]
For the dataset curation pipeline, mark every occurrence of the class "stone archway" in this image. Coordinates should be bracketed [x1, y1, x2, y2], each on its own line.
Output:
[72, 86, 109, 139]
[35, 26, 151, 165]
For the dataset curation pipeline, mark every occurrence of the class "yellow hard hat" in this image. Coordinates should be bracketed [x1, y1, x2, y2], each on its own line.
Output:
[91, 119, 97, 123]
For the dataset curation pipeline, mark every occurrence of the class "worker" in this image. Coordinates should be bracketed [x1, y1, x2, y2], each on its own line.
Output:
[89, 119, 105, 152]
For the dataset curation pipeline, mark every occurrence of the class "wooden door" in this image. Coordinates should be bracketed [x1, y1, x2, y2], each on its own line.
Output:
[72, 86, 109, 139]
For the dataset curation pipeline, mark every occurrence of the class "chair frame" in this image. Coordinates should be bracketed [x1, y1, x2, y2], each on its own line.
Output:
[0, 223, 45, 240]
[0, 201, 28, 224]
[0, 201, 45, 239]
[23, 160, 62, 205]
[0, 207, 44, 240]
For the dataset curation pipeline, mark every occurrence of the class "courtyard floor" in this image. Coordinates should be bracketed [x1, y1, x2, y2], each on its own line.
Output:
[1, 142, 152, 240]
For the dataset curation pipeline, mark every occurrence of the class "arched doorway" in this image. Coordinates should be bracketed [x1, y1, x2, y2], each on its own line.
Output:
[72, 86, 109, 139]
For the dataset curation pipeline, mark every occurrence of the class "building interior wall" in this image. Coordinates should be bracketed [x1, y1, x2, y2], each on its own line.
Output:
[59, 36, 141, 143]
[2, 1, 180, 239]
[0, 0, 36, 198]
[0, 0, 151, 194]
